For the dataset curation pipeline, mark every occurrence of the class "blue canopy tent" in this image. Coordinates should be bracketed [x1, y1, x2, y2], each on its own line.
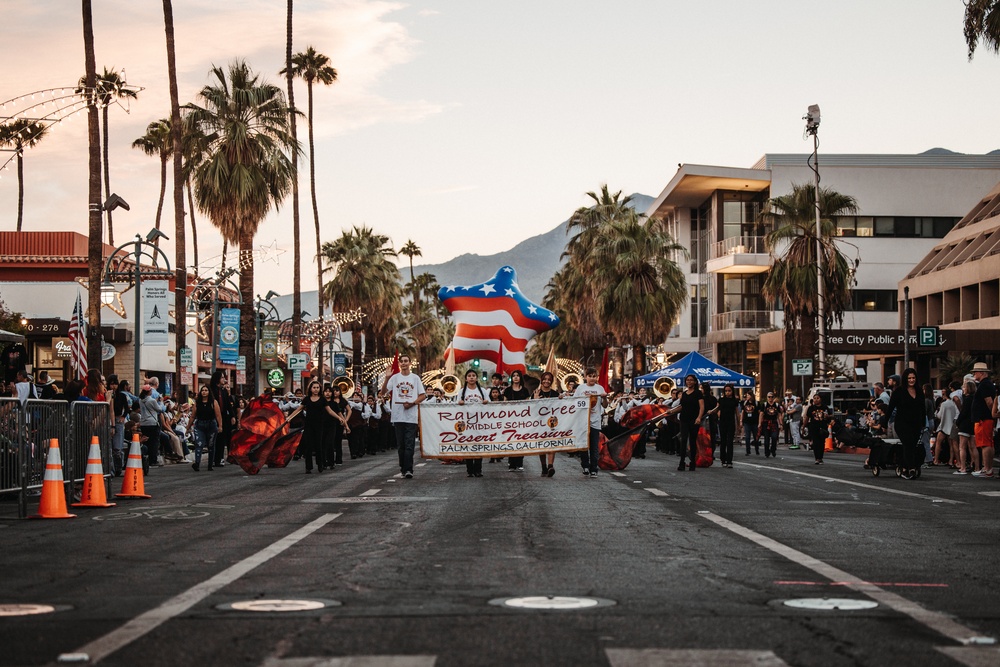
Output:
[634, 351, 755, 390]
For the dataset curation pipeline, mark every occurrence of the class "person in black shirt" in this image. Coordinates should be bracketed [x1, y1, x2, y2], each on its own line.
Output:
[717, 383, 739, 468]
[110, 376, 131, 476]
[887, 368, 928, 479]
[741, 392, 760, 455]
[533, 371, 561, 477]
[504, 370, 530, 471]
[191, 385, 222, 472]
[300, 380, 342, 473]
[803, 393, 831, 464]
[322, 385, 350, 469]
[760, 392, 784, 458]
[701, 382, 719, 454]
[668, 374, 704, 471]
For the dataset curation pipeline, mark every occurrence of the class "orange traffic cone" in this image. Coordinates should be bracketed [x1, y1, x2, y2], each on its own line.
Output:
[115, 433, 151, 499]
[29, 439, 76, 519]
[72, 436, 116, 508]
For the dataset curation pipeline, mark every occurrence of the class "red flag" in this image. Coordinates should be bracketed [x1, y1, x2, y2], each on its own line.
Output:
[599, 404, 670, 470]
[598, 347, 610, 392]
[229, 396, 302, 474]
[390, 350, 400, 375]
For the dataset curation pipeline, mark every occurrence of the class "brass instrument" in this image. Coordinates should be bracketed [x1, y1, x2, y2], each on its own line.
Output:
[332, 375, 355, 399]
[652, 376, 674, 400]
[560, 373, 581, 392]
[437, 374, 460, 398]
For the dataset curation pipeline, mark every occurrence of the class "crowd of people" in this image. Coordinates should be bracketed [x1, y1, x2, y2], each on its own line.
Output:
[3, 357, 997, 483]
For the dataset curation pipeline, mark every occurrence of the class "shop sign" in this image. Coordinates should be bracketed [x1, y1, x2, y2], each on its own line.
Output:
[825, 329, 946, 354]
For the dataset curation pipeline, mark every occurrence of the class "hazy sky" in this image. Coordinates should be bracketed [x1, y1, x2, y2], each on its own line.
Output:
[2, 1, 999, 296]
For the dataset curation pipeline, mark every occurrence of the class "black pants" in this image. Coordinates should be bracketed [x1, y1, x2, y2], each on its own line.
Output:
[508, 456, 524, 470]
[719, 420, 735, 465]
[324, 422, 343, 466]
[679, 421, 698, 465]
[811, 434, 825, 461]
[465, 457, 482, 476]
[348, 426, 366, 458]
[214, 426, 232, 465]
[302, 426, 324, 471]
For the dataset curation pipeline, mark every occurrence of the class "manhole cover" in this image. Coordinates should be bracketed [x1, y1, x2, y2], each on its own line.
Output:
[0, 603, 59, 616]
[217, 599, 340, 612]
[489, 596, 615, 610]
[783, 598, 878, 611]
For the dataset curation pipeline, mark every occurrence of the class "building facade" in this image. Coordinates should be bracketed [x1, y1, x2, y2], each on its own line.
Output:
[645, 151, 1000, 391]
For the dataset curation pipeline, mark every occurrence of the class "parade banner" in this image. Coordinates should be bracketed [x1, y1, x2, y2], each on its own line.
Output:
[419, 397, 589, 459]
[260, 323, 279, 369]
[142, 280, 169, 346]
[219, 307, 240, 364]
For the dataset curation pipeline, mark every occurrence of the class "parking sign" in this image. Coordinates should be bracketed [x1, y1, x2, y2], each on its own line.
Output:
[918, 326, 939, 347]
[792, 359, 813, 377]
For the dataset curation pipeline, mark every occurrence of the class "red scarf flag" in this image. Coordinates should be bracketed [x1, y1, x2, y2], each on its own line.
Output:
[598, 347, 610, 392]
[229, 396, 303, 474]
[598, 404, 670, 470]
[390, 350, 400, 375]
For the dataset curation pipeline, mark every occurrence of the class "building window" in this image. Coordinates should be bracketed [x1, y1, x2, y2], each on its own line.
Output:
[850, 289, 897, 312]
[835, 216, 958, 238]
[722, 274, 766, 313]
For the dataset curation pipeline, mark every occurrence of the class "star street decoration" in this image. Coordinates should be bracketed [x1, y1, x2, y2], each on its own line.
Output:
[438, 265, 560, 373]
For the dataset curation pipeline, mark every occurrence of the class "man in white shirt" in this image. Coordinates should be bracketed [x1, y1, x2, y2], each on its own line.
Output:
[381, 355, 427, 478]
[573, 367, 607, 477]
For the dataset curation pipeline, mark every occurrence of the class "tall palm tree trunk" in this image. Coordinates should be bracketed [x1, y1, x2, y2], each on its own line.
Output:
[16, 153, 23, 232]
[286, 0, 302, 338]
[307, 80, 325, 378]
[83, 0, 104, 372]
[186, 178, 199, 271]
[163, 0, 187, 399]
[239, 230, 257, 387]
[153, 154, 167, 246]
[102, 106, 114, 245]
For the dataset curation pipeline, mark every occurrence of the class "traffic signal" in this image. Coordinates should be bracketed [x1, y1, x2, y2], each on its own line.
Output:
[471, 359, 480, 368]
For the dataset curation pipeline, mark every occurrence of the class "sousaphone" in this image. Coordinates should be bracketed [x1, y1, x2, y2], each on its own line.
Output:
[332, 375, 355, 399]
[560, 373, 581, 392]
[437, 374, 460, 398]
[652, 376, 674, 400]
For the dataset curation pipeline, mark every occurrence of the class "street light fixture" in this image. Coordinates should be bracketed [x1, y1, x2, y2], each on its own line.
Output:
[101, 229, 173, 395]
[254, 292, 281, 395]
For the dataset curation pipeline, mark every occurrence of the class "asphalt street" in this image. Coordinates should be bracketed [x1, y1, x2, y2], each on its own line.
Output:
[1, 444, 999, 667]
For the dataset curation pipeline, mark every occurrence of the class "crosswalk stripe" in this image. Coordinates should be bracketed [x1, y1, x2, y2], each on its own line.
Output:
[261, 657, 437, 667]
[606, 648, 789, 666]
[936, 646, 1000, 666]
[359, 489, 381, 497]
[645, 488, 669, 497]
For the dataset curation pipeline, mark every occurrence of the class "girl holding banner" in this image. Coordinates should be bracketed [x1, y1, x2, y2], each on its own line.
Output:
[458, 369, 490, 478]
[533, 371, 560, 477]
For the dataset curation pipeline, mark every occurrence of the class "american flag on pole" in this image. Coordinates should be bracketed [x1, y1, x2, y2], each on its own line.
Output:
[437, 266, 559, 373]
[69, 291, 88, 380]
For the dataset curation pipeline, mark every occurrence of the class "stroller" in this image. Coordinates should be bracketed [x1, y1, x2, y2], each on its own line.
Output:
[835, 424, 908, 478]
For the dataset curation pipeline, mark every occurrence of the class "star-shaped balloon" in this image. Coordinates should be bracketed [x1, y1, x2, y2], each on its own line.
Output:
[438, 266, 559, 372]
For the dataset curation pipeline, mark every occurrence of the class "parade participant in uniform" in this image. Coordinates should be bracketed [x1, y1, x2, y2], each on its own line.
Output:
[209, 371, 235, 467]
[701, 382, 719, 453]
[574, 367, 608, 477]
[300, 380, 341, 473]
[378, 393, 393, 452]
[345, 392, 367, 459]
[803, 392, 831, 464]
[504, 370, 530, 471]
[887, 368, 928, 479]
[365, 394, 382, 455]
[380, 355, 426, 479]
[760, 391, 784, 458]
[717, 383, 739, 468]
[190, 384, 222, 472]
[457, 369, 489, 478]
[669, 374, 703, 471]
[322, 385, 350, 468]
[533, 371, 560, 477]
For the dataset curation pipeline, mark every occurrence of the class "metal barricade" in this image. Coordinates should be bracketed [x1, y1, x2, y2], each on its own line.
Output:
[0, 398, 113, 518]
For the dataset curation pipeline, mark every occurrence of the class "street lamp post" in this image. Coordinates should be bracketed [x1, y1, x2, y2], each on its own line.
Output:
[101, 229, 172, 395]
[187, 268, 241, 383]
[255, 291, 280, 396]
[805, 104, 825, 378]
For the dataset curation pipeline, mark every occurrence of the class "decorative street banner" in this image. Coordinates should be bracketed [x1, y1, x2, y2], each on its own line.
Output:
[219, 307, 241, 364]
[260, 323, 279, 369]
[419, 397, 589, 459]
[142, 280, 169, 346]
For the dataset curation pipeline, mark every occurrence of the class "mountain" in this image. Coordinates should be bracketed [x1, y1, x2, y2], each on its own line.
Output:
[271, 193, 654, 317]
[409, 193, 655, 303]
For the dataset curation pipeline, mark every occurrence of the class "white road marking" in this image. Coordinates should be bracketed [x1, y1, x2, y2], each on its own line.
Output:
[606, 648, 789, 666]
[386, 479, 397, 483]
[416, 463, 427, 467]
[261, 657, 436, 667]
[69, 513, 341, 664]
[978, 491, 1000, 497]
[699, 511, 991, 646]
[937, 646, 1000, 667]
[645, 488, 669, 497]
[359, 489, 381, 497]
[610, 472, 627, 477]
[739, 461, 964, 504]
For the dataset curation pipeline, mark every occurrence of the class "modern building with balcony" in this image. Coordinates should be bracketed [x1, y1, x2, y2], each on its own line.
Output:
[645, 150, 1000, 389]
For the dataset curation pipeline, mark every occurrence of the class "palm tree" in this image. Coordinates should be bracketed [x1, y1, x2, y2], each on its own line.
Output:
[759, 183, 860, 361]
[399, 239, 422, 315]
[284, 0, 303, 338]
[77, 67, 138, 246]
[964, 1, 1000, 59]
[320, 225, 402, 372]
[938, 353, 975, 388]
[179, 115, 209, 273]
[283, 45, 338, 367]
[82, 0, 104, 371]
[187, 60, 298, 375]
[0, 120, 48, 231]
[589, 214, 687, 376]
[162, 0, 188, 398]
[131, 119, 172, 244]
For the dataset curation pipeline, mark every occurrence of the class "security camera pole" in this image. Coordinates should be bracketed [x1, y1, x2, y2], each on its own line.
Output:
[804, 104, 825, 378]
